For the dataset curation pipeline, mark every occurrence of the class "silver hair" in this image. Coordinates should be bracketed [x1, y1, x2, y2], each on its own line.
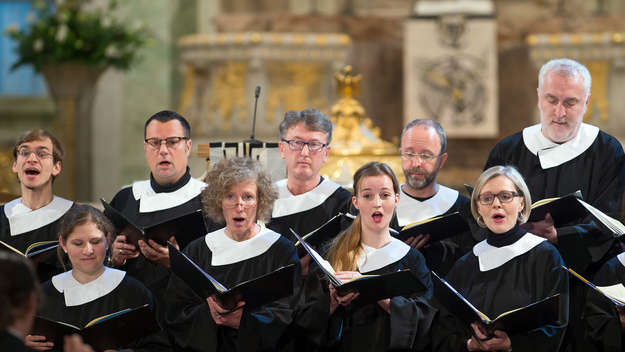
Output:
[538, 58, 591, 100]
[470, 165, 532, 227]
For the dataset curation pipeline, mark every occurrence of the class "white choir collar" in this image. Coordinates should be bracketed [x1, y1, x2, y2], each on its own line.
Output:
[396, 184, 458, 227]
[205, 224, 281, 266]
[271, 178, 341, 218]
[617, 252, 625, 267]
[131, 177, 206, 213]
[51, 267, 126, 307]
[473, 233, 545, 272]
[4, 196, 73, 236]
[357, 237, 411, 273]
[522, 123, 599, 169]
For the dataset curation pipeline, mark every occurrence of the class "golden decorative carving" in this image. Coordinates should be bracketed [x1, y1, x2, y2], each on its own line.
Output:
[266, 62, 327, 122]
[0, 148, 19, 196]
[321, 66, 402, 186]
[583, 61, 609, 122]
[208, 62, 248, 133]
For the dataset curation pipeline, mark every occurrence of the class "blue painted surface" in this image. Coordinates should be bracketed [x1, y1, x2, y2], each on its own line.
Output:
[0, 1, 47, 96]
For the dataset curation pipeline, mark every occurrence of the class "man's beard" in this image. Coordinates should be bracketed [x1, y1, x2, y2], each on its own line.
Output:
[404, 166, 439, 190]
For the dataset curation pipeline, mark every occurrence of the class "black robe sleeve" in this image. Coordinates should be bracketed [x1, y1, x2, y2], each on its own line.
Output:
[164, 236, 300, 352]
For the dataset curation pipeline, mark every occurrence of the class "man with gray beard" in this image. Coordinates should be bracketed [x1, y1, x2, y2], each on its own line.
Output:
[390, 119, 480, 276]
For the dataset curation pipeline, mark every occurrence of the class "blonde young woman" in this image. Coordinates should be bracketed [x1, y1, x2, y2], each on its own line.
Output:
[324, 162, 436, 351]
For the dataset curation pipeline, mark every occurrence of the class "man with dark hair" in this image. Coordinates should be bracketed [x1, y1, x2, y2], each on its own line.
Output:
[391, 119, 479, 276]
[267, 108, 352, 243]
[107, 110, 220, 342]
[0, 129, 73, 282]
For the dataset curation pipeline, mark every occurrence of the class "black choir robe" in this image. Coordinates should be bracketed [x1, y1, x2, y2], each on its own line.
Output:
[0, 196, 74, 282]
[266, 177, 353, 352]
[39, 268, 167, 352]
[580, 252, 625, 352]
[108, 169, 221, 330]
[484, 123, 625, 352]
[0, 330, 27, 352]
[484, 123, 625, 272]
[390, 184, 482, 277]
[165, 225, 300, 352]
[266, 177, 353, 242]
[325, 238, 436, 352]
[432, 225, 569, 352]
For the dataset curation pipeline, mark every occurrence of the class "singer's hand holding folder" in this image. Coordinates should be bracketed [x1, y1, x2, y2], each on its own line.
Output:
[168, 242, 296, 311]
[31, 304, 159, 351]
[432, 271, 561, 337]
[290, 228, 425, 305]
[102, 199, 207, 248]
[393, 212, 470, 242]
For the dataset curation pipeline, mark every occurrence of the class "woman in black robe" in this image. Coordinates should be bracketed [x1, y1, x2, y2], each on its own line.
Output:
[432, 165, 569, 351]
[165, 157, 300, 351]
[25, 204, 164, 352]
[322, 162, 436, 351]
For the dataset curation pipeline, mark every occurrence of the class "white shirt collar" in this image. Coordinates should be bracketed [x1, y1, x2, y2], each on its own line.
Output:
[356, 237, 411, 273]
[472, 233, 546, 272]
[522, 123, 599, 169]
[4, 196, 73, 236]
[51, 267, 126, 307]
[396, 184, 458, 227]
[271, 178, 341, 218]
[131, 177, 206, 213]
[617, 252, 625, 267]
[205, 224, 281, 266]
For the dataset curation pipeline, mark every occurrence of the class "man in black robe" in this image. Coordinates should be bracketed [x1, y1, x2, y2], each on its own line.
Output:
[484, 58, 625, 351]
[0, 129, 73, 282]
[265, 109, 352, 351]
[267, 109, 352, 243]
[106, 110, 220, 342]
[390, 119, 479, 276]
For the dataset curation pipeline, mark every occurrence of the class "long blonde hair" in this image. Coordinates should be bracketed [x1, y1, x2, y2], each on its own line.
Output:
[327, 162, 399, 271]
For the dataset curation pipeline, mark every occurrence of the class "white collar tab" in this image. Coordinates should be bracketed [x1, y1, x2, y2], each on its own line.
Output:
[4, 196, 73, 236]
[51, 267, 126, 306]
[396, 185, 458, 227]
[357, 237, 411, 273]
[473, 233, 545, 272]
[522, 123, 599, 169]
[205, 224, 281, 266]
[131, 178, 206, 213]
[272, 178, 341, 218]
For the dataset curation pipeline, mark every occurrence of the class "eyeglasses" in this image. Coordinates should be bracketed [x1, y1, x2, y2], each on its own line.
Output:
[17, 149, 53, 160]
[281, 139, 327, 152]
[144, 136, 188, 150]
[223, 194, 257, 208]
[477, 191, 520, 205]
[400, 151, 442, 162]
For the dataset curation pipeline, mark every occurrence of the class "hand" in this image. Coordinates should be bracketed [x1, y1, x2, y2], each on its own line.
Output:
[616, 305, 625, 332]
[63, 334, 94, 352]
[138, 236, 178, 268]
[206, 295, 245, 329]
[521, 213, 557, 244]
[25, 335, 53, 351]
[300, 253, 312, 276]
[110, 234, 139, 267]
[466, 323, 511, 351]
[377, 298, 391, 314]
[404, 234, 431, 249]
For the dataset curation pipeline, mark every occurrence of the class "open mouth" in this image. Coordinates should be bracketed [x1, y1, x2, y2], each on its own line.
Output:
[233, 217, 245, 225]
[24, 168, 40, 176]
[158, 160, 171, 167]
[372, 211, 383, 223]
[492, 213, 505, 222]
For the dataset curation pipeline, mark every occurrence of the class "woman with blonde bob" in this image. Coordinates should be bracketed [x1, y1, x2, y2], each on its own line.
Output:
[165, 157, 300, 351]
[433, 165, 569, 351]
[324, 161, 436, 351]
